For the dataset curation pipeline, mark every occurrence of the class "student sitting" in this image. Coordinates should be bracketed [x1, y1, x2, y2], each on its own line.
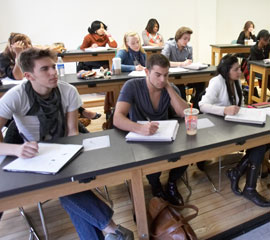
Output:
[161, 27, 205, 109]
[199, 54, 270, 207]
[142, 18, 164, 47]
[113, 53, 189, 205]
[0, 48, 134, 240]
[237, 21, 257, 45]
[0, 32, 32, 80]
[115, 32, 146, 72]
[78, 20, 117, 71]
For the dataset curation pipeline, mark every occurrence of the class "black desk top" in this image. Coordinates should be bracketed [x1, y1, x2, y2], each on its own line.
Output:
[64, 66, 216, 87]
[0, 114, 269, 198]
[210, 44, 251, 49]
[249, 60, 270, 68]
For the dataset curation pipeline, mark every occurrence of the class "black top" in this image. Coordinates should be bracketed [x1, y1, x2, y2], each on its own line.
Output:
[0, 114, 270, 198]
[0, 53, 15, 79]
[237, 31, 257, 44]
[250, 43, 270, 61]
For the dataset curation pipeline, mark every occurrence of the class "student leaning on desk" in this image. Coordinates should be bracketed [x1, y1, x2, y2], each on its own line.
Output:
[78, 20, 118, 72]
[113, 53, 189, 206]
[237, 20, 257, 45]
[161, 26, 205, 110]
[115, 32, 146, 72]
[0, 48, 134, 240]
[199, 54, 270, 207]
[142, 18, 164, 47]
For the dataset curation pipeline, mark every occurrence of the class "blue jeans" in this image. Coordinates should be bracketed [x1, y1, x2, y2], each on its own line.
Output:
[60, 190, 113, 240]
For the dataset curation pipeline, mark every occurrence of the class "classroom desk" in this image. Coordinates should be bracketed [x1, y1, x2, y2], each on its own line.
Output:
[210, 44, 251, 65]
[0, 114, 270, 239]
[59, 49, 116, 69]
[63, 66, 216, 106]
[143, 46, 163, 56]
[248, 60, 270, 104]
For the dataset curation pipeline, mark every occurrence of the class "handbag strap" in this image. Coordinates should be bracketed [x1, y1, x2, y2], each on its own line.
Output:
[168, 204, 199, 222]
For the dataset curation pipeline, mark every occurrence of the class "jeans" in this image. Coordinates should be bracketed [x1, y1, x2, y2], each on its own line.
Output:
[60, 190, 113, 240]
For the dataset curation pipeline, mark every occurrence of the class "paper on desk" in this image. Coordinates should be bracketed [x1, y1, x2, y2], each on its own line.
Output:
[2, 77, 24, 85]
[197, 118, 215, 129]
[169, 67, 188, 73]
[128, 71, 146, 77]
[84, 47, 116, 52]
[83, 135, 110, 151]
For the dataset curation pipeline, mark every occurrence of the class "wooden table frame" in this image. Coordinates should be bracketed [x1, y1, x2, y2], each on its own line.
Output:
[210, 44, 251, 66]
[248, 61, 270, 104]
[61, 50, 115, 70]
[0, 134, 269, 240]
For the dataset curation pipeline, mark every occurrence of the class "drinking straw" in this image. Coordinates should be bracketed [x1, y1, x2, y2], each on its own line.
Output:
[189, 103, 193, 130]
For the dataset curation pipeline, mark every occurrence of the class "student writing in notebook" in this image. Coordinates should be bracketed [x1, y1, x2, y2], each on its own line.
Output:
[78, 20, 118, 71]
[161, 27, 205, 109]
[114, 54, 189, 205]
[199, 54, 270, 207]
[0, 48, 134, 240]
[142, 18, 164, 47]
[115, 32, 146, 72]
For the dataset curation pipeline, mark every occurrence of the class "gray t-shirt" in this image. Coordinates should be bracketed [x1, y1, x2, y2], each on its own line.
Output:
[0, 80, 82, 141]
[117, 78, 180, 122]
[162, 39, 193, 62]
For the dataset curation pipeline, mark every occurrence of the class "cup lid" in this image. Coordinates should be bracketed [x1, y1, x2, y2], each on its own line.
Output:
[184, 108, 199, 115]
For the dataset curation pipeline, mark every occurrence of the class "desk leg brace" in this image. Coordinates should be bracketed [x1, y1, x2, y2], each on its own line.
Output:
[131, 169, 149, 240]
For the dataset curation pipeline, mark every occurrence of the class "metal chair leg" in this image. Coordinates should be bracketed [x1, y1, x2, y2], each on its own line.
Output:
[181, 170, 192, 202]
[19, 207, 40, 240]
[95, 186, 114, 208]
[38, 202, 49, 240]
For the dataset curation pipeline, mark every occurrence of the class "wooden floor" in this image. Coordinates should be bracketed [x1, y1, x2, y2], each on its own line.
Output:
[1, 106, 270, 240]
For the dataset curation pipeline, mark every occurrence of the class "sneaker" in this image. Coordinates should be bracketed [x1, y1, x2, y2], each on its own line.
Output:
[105, 225, 134, 240]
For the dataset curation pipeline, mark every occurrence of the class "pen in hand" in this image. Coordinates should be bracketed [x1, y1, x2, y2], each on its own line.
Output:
[20, 132, 30, 142]
[19, 132, 39, 158]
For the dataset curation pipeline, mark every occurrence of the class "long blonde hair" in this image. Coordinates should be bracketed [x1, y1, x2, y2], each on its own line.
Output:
[122, 32, 145, 53]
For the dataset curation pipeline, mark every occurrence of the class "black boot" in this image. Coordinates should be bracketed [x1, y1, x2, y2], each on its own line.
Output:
[151, 182, 167, 201]
[226, 154, 249, 196]
[243, 164, 270, 207]
[166, 181, 184, 206]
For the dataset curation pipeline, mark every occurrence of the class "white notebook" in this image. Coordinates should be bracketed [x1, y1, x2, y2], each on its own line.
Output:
[224, 108, 266, 125]
[183, 62, 208, 70]
[3, 143, 83, 175]
[125, 120, 179, 142]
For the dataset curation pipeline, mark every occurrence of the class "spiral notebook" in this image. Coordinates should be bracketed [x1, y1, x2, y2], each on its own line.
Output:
[3, 143, 83, 175]
[125, 120, 179, 142]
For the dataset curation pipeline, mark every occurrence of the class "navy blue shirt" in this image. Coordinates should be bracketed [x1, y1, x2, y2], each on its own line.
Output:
[118, 78, 180, 122]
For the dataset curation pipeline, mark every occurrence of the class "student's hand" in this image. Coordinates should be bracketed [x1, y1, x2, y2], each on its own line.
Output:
[91, 43, 98, 48]
[224, 106, 240, 115]
[11, 41, 25, 56]
[182, 59, 192, 66]
[16, 142, 39, 158]
[140, 122, 159, 135]
[135, 65, 145, 71]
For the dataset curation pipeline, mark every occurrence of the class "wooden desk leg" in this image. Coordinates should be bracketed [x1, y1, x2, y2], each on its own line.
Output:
[211, 50, 215, 66]
[248, 66, 256, 104]
[109, 59, 113, 70]
[131, 169, 149, 240]
[260, 68, 268, 102]
[218, 50, 222, 65]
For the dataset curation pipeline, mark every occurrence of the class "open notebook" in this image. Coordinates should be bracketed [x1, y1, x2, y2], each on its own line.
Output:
[125, 120, 179, 142]
[224, 107, 266, 125]
[3, 143, 83, 175]
[183, 63, 208, 70]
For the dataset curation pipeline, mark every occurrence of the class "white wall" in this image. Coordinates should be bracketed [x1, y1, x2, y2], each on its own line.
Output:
[0, 0, 269, 64]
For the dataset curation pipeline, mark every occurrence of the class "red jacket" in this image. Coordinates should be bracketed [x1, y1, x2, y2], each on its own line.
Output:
[80, 33, 117, 49]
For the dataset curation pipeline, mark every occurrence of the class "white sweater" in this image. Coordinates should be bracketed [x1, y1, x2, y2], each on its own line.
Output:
[199, 74, 244, 116]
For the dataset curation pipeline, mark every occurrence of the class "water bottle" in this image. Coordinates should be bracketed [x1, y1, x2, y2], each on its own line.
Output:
[57, 56, 65, 77]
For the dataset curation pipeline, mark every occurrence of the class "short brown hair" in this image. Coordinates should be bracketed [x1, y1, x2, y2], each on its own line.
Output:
[175, 27, 193, 42]
[19, 48, 57, 73]
[146, 53, 170, 70]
